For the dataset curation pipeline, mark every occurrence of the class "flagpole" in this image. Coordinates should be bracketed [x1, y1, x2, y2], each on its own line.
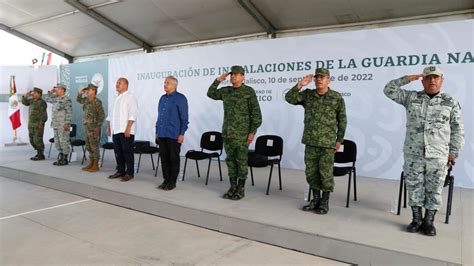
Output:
[12, 129, 17, 142]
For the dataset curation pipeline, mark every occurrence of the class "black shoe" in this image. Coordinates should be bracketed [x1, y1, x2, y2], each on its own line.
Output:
[163, 183, 176, 191]
[406, 206, 423, 233]
[30, 154, 38, 160]
[422, 209, 437, 236]
[109, 171, 125, 179]
[158, 180, 168, 189]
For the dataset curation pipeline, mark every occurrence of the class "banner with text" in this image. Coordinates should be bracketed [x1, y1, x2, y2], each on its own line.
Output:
[60, 59, 109, 144]
[109, 20, 473, 188]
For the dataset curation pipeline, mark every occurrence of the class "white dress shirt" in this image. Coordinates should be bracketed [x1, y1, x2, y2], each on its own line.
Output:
[107, 90, 138, 135]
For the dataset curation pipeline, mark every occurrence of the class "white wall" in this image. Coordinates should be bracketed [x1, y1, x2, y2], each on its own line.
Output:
[0, 66, 57, 146]
[108, 20, 473, 188]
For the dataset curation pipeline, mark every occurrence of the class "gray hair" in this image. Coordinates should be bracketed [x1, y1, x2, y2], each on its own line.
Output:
[166, 75, 178, 87]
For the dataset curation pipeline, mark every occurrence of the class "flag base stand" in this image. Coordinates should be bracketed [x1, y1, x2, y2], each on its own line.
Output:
[5, 142, 27, 147]
[5, 136, 27, 147]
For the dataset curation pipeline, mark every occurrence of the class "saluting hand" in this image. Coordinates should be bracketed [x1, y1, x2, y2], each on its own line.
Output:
[297, 74, 313, 89]
[217, 73, 229, 82]
[405, 74, 424, 82]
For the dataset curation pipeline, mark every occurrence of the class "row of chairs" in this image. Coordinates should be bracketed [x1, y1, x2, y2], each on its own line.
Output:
[179, 131, 455, 225]
[65, 129, 455, 224]
[181, 131, 284, 195]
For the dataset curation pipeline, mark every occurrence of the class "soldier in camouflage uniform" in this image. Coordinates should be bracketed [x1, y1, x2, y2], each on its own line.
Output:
[21, 87, 47, 160]
[384, 66, 464, 236]
[286, 68, 347, 215]
[77, 83, 105, 172]
[44, 84, 73, 166]
[207, 65, 262, 200]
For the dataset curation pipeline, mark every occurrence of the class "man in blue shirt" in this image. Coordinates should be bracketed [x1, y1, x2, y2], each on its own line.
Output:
[156, 76, 189, 191]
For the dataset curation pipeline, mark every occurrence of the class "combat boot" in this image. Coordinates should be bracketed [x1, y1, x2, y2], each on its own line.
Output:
[231, 178, 246, 200]
[422, 209, 437, 236]
[57, 153, 69, 166]
[406, 206, 423, 233]
[86, 160, 99, 172]
[223, 177, 238, 199]
[82, 160, 94, 171]
[35, 153, 45, 160]
[302, 189, 321, 211]
[31, 150, 41, 160]
[53, 153, 61, 165]
[316, 191, 330, 215]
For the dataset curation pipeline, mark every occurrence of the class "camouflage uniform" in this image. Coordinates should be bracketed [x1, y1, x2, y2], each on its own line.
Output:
[285, 83, 347, 193]
[207, 67, 262, 199]
[21, 90, 47, 157]
[384, 76, 464, 211]
[208, 79, 262, 181]
[44, 91, 73, 156]
[77, 92, 105, 161]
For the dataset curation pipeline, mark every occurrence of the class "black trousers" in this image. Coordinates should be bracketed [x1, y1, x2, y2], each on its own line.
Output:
[158, 137, 181, 185]
[113, 133, 135, 176]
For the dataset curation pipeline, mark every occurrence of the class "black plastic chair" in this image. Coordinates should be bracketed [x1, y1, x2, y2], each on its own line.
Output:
[248, 135, 284, 195]
[68, 124, 87, 164]
[182, 131, 223, 185]
[134, 140, 160, 174]
[307, 139, 357, 208]
[49, 124, 78, 158]
[397, 164, 455, 224]
[100, 142, 114, 167]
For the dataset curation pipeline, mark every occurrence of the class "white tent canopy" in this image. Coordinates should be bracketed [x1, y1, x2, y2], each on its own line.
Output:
[1, 0, 473, 61]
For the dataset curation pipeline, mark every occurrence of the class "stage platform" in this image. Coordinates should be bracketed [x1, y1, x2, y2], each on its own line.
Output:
[0, 145, 471, 266]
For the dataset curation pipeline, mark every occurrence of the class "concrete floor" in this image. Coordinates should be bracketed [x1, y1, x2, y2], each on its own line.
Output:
[0, 145, 472, 265]
[0, 177, 346, 265]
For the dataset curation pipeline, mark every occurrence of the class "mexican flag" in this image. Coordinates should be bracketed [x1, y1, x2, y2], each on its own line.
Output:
[8, 75, 21, 130]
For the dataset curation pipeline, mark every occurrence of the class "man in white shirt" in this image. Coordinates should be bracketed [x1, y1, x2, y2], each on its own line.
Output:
[107, 77, 138, 181]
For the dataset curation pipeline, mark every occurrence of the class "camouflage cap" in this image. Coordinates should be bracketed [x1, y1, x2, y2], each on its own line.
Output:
[54, 83, 67, 90]
[85, 83, 98, 91]
[32, 87, 42, 94]
[423, 66, 443, 77]
[315, 68, 330, 77]
[230, 65, 245, 75]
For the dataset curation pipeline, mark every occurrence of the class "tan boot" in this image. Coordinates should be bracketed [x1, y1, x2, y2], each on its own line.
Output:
[86, 160, 99, 172]
[82, 160, 93, 171]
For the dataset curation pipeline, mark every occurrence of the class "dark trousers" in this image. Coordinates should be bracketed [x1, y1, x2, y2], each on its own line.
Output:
[158, 137, 181, 185]
[113, 133, 135, 176]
